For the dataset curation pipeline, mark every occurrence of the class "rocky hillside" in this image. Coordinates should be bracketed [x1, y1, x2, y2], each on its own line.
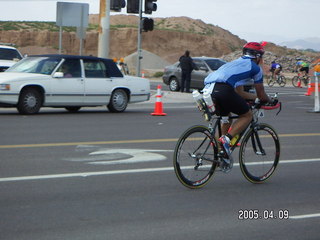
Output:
[0, 15, 246, 63]
[0, 14, 319, 72]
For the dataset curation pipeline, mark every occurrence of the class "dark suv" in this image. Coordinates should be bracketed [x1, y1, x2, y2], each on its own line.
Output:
[162, 57, 226, 91]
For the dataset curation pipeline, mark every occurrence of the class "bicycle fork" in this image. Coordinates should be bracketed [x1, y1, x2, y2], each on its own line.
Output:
[251, 129, 266, 156]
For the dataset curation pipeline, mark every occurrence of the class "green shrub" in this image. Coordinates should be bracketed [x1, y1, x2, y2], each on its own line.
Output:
[153, 72, 163, 78]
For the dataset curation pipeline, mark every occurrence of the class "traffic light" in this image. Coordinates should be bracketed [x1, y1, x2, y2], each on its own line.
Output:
[142, 17, 154, 32]
[110, 0, 126, 12]
[144, 0, 157, 14]
[127, 0, 139, 14]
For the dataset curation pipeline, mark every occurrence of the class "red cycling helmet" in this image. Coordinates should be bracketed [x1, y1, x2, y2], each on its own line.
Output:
[243, 42, 265, 58]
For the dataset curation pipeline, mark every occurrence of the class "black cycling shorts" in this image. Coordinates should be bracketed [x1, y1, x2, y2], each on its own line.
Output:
[211, 82, 250, 116]
[300, 67, 309, 74]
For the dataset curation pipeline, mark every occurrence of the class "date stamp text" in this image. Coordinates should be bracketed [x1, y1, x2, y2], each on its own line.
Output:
[238, 209, 289, 220]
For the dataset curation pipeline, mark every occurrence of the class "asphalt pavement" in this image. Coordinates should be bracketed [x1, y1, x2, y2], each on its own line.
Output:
[0, 84, 320, 240]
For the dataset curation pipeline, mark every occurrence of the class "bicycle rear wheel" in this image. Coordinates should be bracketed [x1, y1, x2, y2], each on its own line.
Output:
[173, 125, 218, 189]
[292, 76, 300, 87]
[239, 123, 280, 183]
[279, 76, 286, 87]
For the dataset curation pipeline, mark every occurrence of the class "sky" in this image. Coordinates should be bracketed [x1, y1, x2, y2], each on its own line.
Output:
[0, 0, 319, 44]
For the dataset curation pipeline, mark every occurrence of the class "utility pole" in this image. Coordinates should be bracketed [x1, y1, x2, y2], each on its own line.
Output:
[98, 0, 110, 58]
[136, 0, 143, 77]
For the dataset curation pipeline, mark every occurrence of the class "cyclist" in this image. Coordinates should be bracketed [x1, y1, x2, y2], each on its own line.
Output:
[203, 42, 276, 162]
[270, 60, 282, 80]
[295, 58, 309, 77]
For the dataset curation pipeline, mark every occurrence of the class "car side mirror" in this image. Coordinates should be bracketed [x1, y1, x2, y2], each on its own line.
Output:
[53, 72, 64, 78]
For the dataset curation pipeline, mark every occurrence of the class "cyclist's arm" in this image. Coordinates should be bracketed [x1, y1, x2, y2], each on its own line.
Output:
[254, 82, 271, 103]
[235, 85, 257, 100]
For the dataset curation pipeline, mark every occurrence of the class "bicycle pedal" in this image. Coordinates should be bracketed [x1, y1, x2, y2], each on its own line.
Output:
[218, 158, 233, 173]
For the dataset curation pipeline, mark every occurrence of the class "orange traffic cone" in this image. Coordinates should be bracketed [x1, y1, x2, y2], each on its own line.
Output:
[141, 71, 145, 78]
[305, 82, 312, 96]
[151, 85, 167, 116]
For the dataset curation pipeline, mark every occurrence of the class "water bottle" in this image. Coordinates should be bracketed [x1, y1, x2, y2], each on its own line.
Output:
[230, 134, 240, 146]
[192, 90, 210, 121]
[192, 90, 202, 104]
[203, 89, 215, 113]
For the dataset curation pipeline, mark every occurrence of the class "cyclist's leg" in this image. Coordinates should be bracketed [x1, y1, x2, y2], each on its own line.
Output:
[221, 117, 231, 136]
[274, 69, 280, 80]
[227, 110, 252, 138]
[305, 68, 310, 85]
[271, 69, 275, 79]
[212, 83, 250, 139]
[226, 86, 252, 139]
[214, 84, 252, 161]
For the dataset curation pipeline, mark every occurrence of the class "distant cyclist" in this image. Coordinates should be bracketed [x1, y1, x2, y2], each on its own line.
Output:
[295, 58, 309, 77]
[203, 42, 276, 163]
[270, 61, 282, 80]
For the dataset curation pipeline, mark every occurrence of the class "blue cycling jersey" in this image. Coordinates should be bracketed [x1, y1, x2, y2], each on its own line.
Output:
[204, 56, 263, 88]
[271, 63, 281, 69]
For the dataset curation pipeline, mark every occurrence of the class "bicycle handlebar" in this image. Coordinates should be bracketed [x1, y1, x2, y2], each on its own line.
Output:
[260, 102, 281, 110]
[261, 102, 282, 115]
[248, 92, 282, 115]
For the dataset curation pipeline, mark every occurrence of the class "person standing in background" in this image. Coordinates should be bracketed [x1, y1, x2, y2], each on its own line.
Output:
[179, 50, 195, 93]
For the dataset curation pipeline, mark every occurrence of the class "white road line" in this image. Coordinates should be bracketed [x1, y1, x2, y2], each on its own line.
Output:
[290, 213, 320, 219]
[0, 158, 320, 182]
[0, 167, 173, 182]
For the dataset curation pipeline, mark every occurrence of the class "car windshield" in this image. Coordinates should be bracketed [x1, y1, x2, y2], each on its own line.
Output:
[205, 59, 226, 71]
[7, 57, 61, 75]
[0, 48, 22, 60]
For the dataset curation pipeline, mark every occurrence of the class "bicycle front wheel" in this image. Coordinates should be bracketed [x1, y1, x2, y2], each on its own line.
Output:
[292, 76, 300, 87]
[267, 76, 275, 87]
[173, 125, 218, 189]
[239, 123, 280, 183]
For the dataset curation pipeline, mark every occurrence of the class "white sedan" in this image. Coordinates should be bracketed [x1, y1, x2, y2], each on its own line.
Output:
[0, 55, 150, 114]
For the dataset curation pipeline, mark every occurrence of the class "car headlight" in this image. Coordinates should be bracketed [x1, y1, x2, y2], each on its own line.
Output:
[0, 84, 10, 90]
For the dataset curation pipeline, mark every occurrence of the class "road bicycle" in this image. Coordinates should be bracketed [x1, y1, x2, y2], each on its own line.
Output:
[267, 74, 286, 87]
[292, 72, 309, 88]
[173, 95, 281, 189]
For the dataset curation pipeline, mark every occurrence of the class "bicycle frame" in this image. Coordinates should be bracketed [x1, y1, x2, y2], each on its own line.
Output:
[173, 99, 282, 188]
[207, 101, 282, 153]
[296, 73, 309, 84]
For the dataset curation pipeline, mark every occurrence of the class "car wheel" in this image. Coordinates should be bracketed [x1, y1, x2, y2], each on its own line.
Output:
[107, 89, 128, 113]
[169, 77, 180, 91]
[17, 88, 42, 114]
[65, 107, 81, 113]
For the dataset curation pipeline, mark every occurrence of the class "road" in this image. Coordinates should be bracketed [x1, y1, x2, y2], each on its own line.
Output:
[0, 84, 320, 240]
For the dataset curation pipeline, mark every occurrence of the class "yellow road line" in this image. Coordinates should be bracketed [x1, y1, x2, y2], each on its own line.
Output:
[0, 133, 319, 149]
[0, 139, 175, 149]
